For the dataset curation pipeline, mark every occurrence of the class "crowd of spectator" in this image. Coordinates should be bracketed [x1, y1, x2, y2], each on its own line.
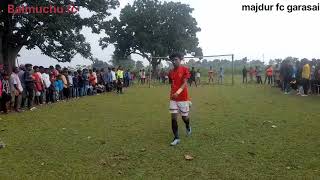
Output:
[242, 59, 320, 96]
[0, 64, 133, 114]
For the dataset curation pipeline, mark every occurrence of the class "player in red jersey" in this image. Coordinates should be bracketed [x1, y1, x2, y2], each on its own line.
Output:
[168, 52, 192, 146]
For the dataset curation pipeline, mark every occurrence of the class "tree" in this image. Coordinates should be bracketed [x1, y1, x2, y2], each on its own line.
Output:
[284, 57, 299, 64]
[268, 59, 275, 65]
[0, 0, 120, 71]
[92, 58, 109, 70]
[111, 54, 135, 70]
[135, 60, 144, 70]
[274, 59, 283, 65]
[241, 57, 248, 64]
[186, 59, 196, 67]
[100, 0, 202, 78]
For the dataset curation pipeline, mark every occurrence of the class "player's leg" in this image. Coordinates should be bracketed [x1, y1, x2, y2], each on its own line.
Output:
[182, 116, 191, 136]
[178, 101, 191, 136]
[171, 113, 179, 140]
[169, 101, 180, 146]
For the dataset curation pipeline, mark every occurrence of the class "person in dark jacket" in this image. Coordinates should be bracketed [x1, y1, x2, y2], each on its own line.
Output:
[242, 66, 248, 83]
[24, 64, 35, 110]
[280, 60, 293, 94]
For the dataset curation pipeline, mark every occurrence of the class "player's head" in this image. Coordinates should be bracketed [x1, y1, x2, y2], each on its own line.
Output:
[169, 52, 184, 68]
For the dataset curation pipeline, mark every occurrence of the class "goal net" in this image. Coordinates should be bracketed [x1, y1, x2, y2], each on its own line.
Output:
[149, 54, 235, 86]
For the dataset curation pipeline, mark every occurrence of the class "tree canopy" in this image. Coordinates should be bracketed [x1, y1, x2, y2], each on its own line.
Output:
[99, 0, 202, 76]
[111, 55, 135, 70]
[0, 0, 120, 70]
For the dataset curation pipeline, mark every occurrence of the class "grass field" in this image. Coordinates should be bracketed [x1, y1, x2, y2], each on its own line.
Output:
[0, 82, 320, 179]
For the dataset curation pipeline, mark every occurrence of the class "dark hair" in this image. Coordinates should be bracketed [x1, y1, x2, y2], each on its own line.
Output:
[49, 66, 54, 69]
[169, 52, 184, 60]
[25, 64, 32, 68]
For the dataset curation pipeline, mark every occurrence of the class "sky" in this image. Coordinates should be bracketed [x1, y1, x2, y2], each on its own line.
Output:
[18, 0, 320, 67]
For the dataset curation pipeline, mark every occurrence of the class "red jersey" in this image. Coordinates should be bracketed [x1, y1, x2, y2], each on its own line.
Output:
[32, 72, 43, 92]
[169, 66, 190, 101]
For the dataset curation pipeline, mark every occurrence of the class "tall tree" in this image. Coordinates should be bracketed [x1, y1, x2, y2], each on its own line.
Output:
[100, 0, 202, 78]
[0, 0, 119, 71]
[92, 58, 109, 70]
[111, 54, 135, 69]
[186, 59, 196, 67]
[135, 60, 144, 70]
[274, 59, 283, 65]
[268, 59, 275, 65]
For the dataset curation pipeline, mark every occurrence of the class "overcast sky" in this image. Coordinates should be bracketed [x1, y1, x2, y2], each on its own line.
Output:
[19, 0, 320, 67]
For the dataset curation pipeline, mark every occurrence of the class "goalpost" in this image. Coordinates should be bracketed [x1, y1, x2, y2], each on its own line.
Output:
[149, 54, 235, 87]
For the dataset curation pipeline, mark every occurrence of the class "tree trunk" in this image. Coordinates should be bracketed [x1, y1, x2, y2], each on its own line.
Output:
[0, 40, 20, 73]
[2, 1, 17, 73]
[1, 25, 21, 73]
[151, 60, 161, 80]
[7, 49, 19, 71]
[0, 35, 3, 65]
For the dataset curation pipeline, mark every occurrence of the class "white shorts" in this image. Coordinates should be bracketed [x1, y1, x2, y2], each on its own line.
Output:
[169, 100, 191, 116]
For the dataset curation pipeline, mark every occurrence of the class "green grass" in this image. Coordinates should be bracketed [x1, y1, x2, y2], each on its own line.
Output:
[0, 83, 320, 179]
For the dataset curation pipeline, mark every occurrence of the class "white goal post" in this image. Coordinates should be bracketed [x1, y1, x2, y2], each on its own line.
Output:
[149, 54, 235, 87]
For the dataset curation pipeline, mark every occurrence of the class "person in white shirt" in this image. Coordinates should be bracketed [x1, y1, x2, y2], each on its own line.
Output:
[196, 69, 201, 84]
[141, 69, 146, 84]
[67, 71, 74, 97]
[10, 67, 23, 112]
[139, 70, 143, 84]
[111, 67, 116, 90]
[41, 68, 51, 103]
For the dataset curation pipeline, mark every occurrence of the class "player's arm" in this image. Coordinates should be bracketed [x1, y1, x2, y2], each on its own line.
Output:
[172, 78, 188, 98]
[168, 71, 172, 84]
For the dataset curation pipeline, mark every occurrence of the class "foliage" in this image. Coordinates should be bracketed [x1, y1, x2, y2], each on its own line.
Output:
[0, 84, 319, 179]
[111, 54, 135, 70]
[0, 0, 120, 67]
[100, 0, 202, 71]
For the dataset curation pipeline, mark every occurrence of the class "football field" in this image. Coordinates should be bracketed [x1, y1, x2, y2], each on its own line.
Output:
[0, 84, 319, 179]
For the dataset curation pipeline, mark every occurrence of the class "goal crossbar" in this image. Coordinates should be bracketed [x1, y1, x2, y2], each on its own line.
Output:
[151, 54, 234, 60]
[148, 54, 235, 87]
